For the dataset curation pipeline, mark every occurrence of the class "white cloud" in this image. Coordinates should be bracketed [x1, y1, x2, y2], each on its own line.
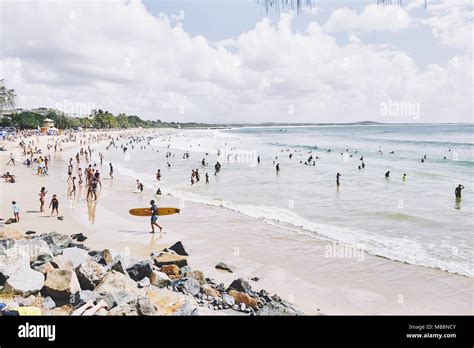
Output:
[0, 0, 471, 123]
[323, 4, 413, 33]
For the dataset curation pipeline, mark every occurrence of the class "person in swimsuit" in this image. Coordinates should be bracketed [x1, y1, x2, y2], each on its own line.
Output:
[149, 200, 163, 234]
[39, 187, 47, 212]
[49, 194, 59, 217]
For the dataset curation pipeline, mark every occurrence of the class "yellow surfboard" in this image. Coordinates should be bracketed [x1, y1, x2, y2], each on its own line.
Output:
[129, 207, 180, 217]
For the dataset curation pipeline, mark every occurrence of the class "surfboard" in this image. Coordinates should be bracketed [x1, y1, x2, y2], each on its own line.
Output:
[129, 207, 180, 217]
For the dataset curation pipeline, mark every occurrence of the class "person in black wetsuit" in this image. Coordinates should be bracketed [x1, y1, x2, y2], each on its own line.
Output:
[455, 185, 465, 199]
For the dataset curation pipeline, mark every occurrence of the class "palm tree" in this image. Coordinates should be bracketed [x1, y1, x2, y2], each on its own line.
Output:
[0, 79, 17, 115]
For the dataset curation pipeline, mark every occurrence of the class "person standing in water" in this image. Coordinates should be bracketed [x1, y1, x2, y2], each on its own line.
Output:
[109, 163, 114, 179]
[455, 184, 465, 199]
[402, 173, 407, 181]
[149, 200, 163, 234]
[385, 171, 390, 179]
[336, 173, 341, 186]
[276, 163, 280, 172]
[205, 172, 209, 184]
[39, 187, 47, 212]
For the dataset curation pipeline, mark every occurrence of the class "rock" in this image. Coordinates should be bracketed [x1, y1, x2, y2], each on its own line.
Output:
[75, 259, 105, 290]
[153, 252, 188, 268]
[4, 267, 44, 297]
[95, 271, 141, 298]
[232, 304, 239, 311]
[126, 260, 153, 281]
[188, 270, 206, 286]
[42, 269, 81, 300]
[106, 257, 128, 275]
[33, 261, 55, 275]
[183, 277, 201, 296]
[228, 290, 259, 308]
[179, 265, 191, 277]
[39, 231, 72, 250]
[173, 301, 198, 316]
[71, 233, 87, 242]
[108, 303, 138, 316]
[160, 264, 180, 279]
[251, 277, 259, 282]
[0, 227, 23, 240]
[102, 290, 137, 308]
[73, 290, 102, 308]
[61, 247, 89, 268]
[0, 253, 31, 285]
[25, 230, 36, 235]
[167, 241, 188, 256]
[146, 286, 197, 315]
[88, 250, 106, 265]
[137, 277, 150, 288]
[50, 255, 74, 269]
[257, 300, 304, 316]
[43, 296, 56, 310]
[103, 249, 119, 265]
[67, 243, 90, 251]
[14, 239, 53, 263]
[201, 284, 220, 299]
[240, 303, 246, 311]
[149, 271, 171, 288]
[215, 262, 233, 273]
[0, 239, 15, 255]
[16, 295, 36, 306]
[137, 297, 156, 316]
[226, 278, 256, 297]
[222, 293, 235, 307]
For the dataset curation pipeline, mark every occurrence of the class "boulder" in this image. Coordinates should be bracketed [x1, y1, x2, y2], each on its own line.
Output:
[108, 303, 138, 316]
[14, 239, 53, 262]
[33, 262, 55, 275]
[201, 284, 220, 299]
[257, 300, 304, 316]
[0, 227, 23, 240]
[50, 255, 74, 270]
[43, 296, 56, 310]
[61, 247, 89, 268]
[153, 252, 188, 268]
[71, 233, 87, 242]
[166, 241, 188, 256]
[146, 286, 197, 315]
[39, 231, 72, 250]
[102, 290, 137, 309]
[103, 249, 120, 265]
[149, 271, 171, 288]
[179, 265, 191, 277]
[172, 301, 198, 316]
[228, 290, 259, 308]
[226, 278, 256, 297]
[160, 264, 180, 279]
[137, 297, 156, 316]
[137, 277, 150, 288]
[222, 293, 235, 307]
[188, 270, 206, 286]
[75, 259, 105, 290]
[0, 239, 15, 254]
[215, 262, 233, 273]
[4, 268, 44, 296]
[0, 253, 31, 285]
[182, 277, 201, 296]
[42, 269, 81, 299]
[88, 250, 106, 265]
[126, 260, 153, 281]
[95, 271, 141, 298]
[105, 257, 128, 275]
[73, 290, 102, 308]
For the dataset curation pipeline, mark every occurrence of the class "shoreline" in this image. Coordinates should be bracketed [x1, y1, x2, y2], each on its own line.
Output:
[1, 130, 473, 315]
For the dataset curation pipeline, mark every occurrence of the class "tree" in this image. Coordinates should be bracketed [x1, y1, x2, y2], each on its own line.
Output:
[117, 113, 129, 128]
[11, 112, 43, 129]
[0, 79, 17, 113]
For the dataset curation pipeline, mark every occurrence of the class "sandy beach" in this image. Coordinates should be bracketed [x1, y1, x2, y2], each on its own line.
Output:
[1, 130, 472, 315]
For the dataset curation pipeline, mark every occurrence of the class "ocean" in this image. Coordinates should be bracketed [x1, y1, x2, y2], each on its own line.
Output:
[98, 124, 473, 277]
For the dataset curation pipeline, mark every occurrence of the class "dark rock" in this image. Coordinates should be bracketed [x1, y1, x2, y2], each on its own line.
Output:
[105, 257, 127, 275]
[88, 250, 106, 265]
[126, 260, 153, 281]
[226, 278, 256, 297]
[42, 268, 81, 299]
[71, 233, 87, 242]
[167, 241, 188, 256]
[75, 259, 105, 290]
[153, 252, 188, 268]
[256, 299, 304, 316]
[101, 290, 137, 309]
[67, 243, 90, 251]
[251, 277, 259, 282]
[215, 262, 233, 273]
[39, 231, 72, 250]
[25, 230, 36, 235]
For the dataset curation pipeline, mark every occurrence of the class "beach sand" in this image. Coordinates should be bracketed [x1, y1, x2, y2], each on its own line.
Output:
[1, 132, 473, 315]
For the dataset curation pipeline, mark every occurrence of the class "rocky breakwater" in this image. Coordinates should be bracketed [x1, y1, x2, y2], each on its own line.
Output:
[0, 230, 304, 316]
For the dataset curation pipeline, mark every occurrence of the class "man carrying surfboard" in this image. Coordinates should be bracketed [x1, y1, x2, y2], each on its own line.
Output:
[150, 200, 163, 234]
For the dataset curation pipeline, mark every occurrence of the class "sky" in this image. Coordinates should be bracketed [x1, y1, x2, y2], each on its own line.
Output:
[0, 0, 472, 123]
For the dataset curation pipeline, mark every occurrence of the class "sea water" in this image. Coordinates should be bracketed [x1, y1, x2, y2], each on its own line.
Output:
[102, 124, 473, 277]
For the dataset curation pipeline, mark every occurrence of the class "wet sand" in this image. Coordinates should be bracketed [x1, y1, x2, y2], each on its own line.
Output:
[1, 132, 473, 315]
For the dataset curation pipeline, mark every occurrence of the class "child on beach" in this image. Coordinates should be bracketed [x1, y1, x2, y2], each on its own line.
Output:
[11, 201, 20, 222]
[39, 187, 47, 212]
[49, 194, 59, 217]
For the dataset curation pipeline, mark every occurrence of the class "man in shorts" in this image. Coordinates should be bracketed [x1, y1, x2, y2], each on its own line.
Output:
[149, 200, 162, 234]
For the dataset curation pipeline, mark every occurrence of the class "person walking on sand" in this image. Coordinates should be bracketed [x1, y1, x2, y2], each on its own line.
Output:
[149, 200, 163, 234]
[39, 187, 47, 212]
[6, 153, 15, 165]
[69, 177, 77, 196]
[12, 201, 20, 222]
[109, 163, 114, 179]
[49, 194, 59, 217]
